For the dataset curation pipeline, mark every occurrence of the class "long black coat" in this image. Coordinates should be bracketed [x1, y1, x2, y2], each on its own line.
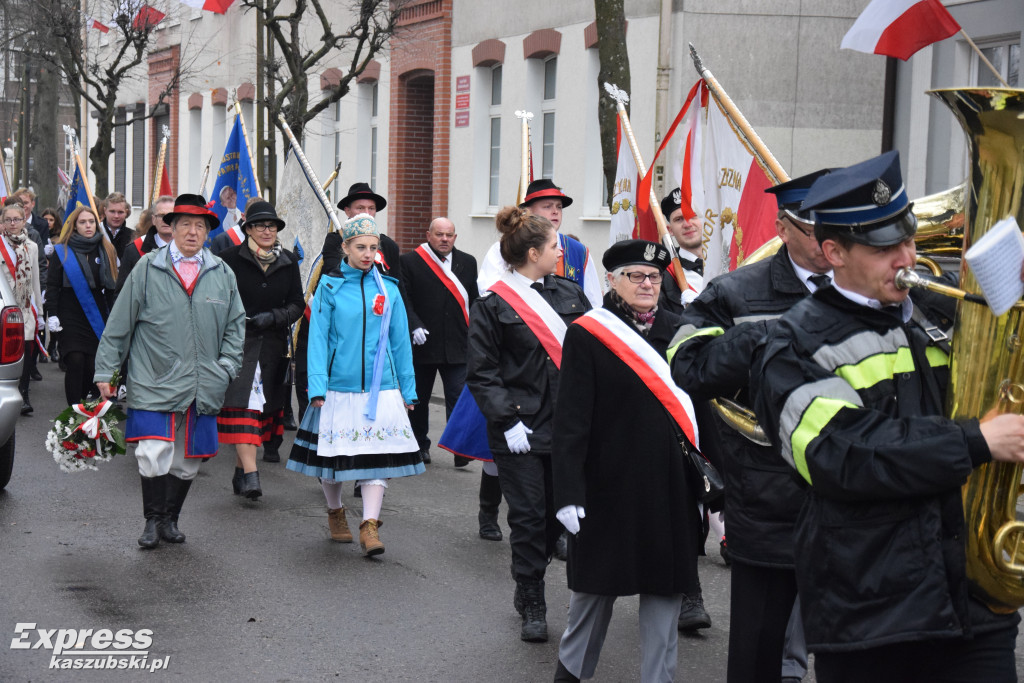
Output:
[466, 275, 589, 455]
[552, 303, 701, 596]
[45, 247, 116, 355]
[219, 244, 303, 411]
[115, 228, 160, 294]
[103, 221, 134, 261]
[399, 246, 479, 365]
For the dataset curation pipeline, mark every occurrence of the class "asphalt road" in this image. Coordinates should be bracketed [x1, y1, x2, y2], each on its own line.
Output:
[3, 361, 1024, 681]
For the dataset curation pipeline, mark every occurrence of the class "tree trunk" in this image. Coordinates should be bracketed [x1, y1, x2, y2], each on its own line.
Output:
[30, 61, 60, 208]
[594, 0, 631, 203]
[89, 115, 115, 199]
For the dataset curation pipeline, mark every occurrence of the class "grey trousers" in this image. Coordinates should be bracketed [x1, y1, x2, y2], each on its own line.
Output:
[782, 596, 808, 679]
[558, 591, 682, 682]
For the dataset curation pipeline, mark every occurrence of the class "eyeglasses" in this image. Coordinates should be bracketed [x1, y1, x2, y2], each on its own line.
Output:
[622, 271, 663, 284]
[2, 218, 24, 225]
[784, 210, 815, 238]
[249, 223, 279, 232]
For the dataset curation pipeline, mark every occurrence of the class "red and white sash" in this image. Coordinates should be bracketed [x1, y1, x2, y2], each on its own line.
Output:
[0, 236, 44, 352]
[574, 308, 699, 447]
[0, 236, 16, 282]
[227, 225, 244, 246]
[415, 244, 470, 325]
[488, 274, 567, 369]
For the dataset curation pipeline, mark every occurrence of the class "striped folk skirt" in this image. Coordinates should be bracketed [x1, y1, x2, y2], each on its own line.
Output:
[217, 407, 284, 446]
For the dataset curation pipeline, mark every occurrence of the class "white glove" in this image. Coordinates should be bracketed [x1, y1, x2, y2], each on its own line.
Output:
[44, 243, 54, 256]
[503, 421, 533, 454]
[556, 505, 586, 535]
[412, 327, 429, 345]
[117, 385, 128, 402]
[47, 316, 62, 332]
[36, 315, 44, 331]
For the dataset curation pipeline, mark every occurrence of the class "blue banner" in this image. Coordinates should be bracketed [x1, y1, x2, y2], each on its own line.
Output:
[207, 115, 259, 243]
[61, 166, 91, 237]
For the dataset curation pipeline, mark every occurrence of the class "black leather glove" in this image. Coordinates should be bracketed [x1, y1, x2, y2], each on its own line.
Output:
[249, 311, 274, 330]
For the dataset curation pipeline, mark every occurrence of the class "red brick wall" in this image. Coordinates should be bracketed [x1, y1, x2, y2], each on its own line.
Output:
[388, 0, 452, 251]
[148, 46, 180, 198]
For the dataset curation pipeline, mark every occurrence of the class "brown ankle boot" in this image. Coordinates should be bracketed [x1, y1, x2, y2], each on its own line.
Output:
[327, 507, 353, 543]
[359, 519, 384, 556]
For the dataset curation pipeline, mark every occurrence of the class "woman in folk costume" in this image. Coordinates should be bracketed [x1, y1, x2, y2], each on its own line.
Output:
[466, 206, 590, 644]
[550, 239, 704, 683]
[218, 201, 303, 500]
[0, 203, 42, 415]
[46, 206, 118, 405]
[287, 213, 423, 557]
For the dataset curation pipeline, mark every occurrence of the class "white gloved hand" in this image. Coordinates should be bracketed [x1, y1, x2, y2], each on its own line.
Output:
[36, 316, 44, 331]
[44, 243, 54, 256]
[47, 316, 62, 332]
[412, 327, 430, 345]
[556, 505, 586, 535]
[503, 421, 533, 454]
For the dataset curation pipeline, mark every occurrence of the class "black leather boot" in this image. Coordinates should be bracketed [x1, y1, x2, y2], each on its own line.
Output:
[677, 579, 712, 632]
[518, 580, 548, 642]
[242, 471, 262, 500]
[159, 476, 192, 543]
[138, 475, 166, 549]
[232, 467, 244, 495]
[478, 472, 502, 541]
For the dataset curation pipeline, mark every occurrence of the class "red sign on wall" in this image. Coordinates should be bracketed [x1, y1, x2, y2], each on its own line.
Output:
[455, 111, 470, 128]
[456, 75, 470, 92]
[455, 93, 470, 109]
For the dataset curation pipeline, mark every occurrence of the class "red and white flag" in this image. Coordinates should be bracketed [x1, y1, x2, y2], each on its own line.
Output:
[609, 117, 640, 246]
[85, 15, 110, 33]
[179, 0, 237, 14]
[133, 5, 166, 29]
[841, 0, 960, 61]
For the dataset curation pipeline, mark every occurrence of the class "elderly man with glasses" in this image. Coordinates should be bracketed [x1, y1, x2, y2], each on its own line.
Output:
[667, 169, 832, 683]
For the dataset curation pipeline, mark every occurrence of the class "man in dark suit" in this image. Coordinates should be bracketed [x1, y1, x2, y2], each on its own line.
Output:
[400, 217, 479, 466]
[101, 192, 134, 260]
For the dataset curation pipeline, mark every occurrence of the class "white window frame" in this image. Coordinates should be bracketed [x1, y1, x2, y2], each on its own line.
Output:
[971, 35, 1020, 87]
[541, 56, 557, 180]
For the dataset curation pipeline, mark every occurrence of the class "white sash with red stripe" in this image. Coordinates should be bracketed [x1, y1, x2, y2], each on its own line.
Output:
[488, 274, 567, 368]
[415, 244, 470, 325]
[227, 225, 244, 246]
[574, 308, 699, 448]
[0, 236, 16, 281]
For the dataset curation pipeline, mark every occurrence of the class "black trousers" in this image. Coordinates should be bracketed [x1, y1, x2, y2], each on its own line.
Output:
[409, 362, 465, 450]
[18, 341, 32, 397]
[62, 351, 96, 405]
[814, 622, 1018, 683]
[492, 451, 559, 583]
[727, 561, 798, 683]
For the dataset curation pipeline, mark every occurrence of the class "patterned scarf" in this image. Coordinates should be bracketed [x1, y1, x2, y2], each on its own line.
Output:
[5, 232, 32, 313]
[247, 236, 281, 272]
[610, 288, 657, 335]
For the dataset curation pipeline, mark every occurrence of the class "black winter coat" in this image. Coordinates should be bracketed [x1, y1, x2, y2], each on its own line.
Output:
[553, 303, 701, 596]
[399, 246, 479, 365]
[115, 228, 160, 294]
[466, 275, 589, 455]
[103, 221, 134, 260]
[45, 247, 116, 355]
[219, 244, 304, 411]
[670, 245, 811, 568]
[753, 285, 1017, 652]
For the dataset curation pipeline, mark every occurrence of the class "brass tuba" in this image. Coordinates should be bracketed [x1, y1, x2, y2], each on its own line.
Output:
[931, 87, 1024, 613]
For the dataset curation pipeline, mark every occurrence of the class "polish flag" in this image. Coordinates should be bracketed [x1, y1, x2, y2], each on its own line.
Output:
[179, 0, 237, 14]
[158, 164, 173, 198]
[841, 0, 960, 61]
[85, 15, 110, 33]
[132, 5, 166, 29]
[608, 117, 640, 246]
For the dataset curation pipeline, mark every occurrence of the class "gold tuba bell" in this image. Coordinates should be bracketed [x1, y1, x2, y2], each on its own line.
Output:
[930, 87, 1024, 614]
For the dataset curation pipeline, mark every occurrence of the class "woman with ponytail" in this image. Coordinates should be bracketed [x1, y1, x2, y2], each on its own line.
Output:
[466, 206, 590, 643]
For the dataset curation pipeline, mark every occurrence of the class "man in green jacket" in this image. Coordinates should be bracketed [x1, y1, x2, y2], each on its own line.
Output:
[95, 194, 245, 549]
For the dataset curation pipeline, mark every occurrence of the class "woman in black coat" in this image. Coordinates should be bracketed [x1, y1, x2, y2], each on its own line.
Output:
[46, 206, 118, 404]
[466, 206, 589, 644]
[217, 202, 303, 500]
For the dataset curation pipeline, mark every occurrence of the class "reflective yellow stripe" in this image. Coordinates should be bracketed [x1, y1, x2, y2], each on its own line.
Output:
[790, 396, 858, 484]
[832, 347, 916, 390]
[666, 327, 724, 365]
[926, 346, 949, 367]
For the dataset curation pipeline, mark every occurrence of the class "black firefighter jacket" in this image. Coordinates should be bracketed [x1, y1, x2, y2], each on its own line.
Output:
[466, 275, 589, 456]
[752, 284, 1018, 652]
[399, 246, 479, 366]
[668, 245, 810, 568]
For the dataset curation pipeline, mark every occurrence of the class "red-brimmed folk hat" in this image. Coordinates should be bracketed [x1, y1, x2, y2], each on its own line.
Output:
[337, 182, 387, 212]
[163, 193, 220, 230]
[519, 179, 573, 209]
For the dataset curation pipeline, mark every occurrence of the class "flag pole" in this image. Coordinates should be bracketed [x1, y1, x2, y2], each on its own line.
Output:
[277, 114, 343, 232]
[0, 147, 12, 198]
[234, 99, 262, 196]
[150, 125, 169, 207]
[514, 110, 533, 205]
[958, 30, 1010, 88]
[62, 125, 100, 220]
[603, 82, 688, 293]
[197, 155, 212, 196]
[689, 44, 789, 185]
